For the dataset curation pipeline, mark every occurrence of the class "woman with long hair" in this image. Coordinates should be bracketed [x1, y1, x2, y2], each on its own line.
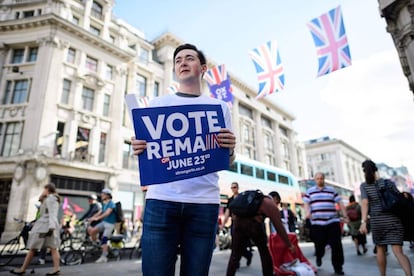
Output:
[359, 160, 412, 276]
[10, 183, 61, 275]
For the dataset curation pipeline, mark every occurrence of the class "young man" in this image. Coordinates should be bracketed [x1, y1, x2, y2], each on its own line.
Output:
[88, 188, 116, 263]
[131, 43, 236, 276]
[303, 172, 348, 275]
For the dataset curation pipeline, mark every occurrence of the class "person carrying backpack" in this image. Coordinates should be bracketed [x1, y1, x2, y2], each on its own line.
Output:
[225, 190, 295, 276]
[346, 195, 367, 255]
[87, 188, 117, 263]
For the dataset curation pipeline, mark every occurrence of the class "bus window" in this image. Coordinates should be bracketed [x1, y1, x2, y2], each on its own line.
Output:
[229, 161, 238, 173]
[241, 163, 253, 176]
[267, 171, 276, 182]
[256, 168, 265, 179]
[279, 174, 289, 185]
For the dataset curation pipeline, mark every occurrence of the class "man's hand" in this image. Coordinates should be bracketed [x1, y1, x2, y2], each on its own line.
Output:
[359, 222, 367, 234]
[131, 136, 147, 156]
[218, 129, 236, 150]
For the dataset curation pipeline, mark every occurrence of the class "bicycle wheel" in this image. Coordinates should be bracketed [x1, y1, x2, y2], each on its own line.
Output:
[64, 250, 83, 266]
[0, 238, 20, 266]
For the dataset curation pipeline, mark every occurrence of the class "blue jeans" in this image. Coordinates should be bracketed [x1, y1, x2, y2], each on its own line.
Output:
[142, 199, 219, 276]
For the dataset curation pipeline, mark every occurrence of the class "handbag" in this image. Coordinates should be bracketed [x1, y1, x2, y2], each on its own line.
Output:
[375, 179, 405, 215]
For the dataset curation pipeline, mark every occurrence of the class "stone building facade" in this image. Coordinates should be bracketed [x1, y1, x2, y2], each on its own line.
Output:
[379, 0, 414, 97]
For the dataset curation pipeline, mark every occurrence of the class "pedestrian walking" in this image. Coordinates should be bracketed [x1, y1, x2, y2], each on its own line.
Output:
[346, 195, 367, 255]
[359, 160, 412, 276]
[10, 183, 61, 275]
[303, 172, 348, 275]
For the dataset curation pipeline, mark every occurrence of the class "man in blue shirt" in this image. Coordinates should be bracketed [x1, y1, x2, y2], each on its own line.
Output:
[88, 188, 116, 263]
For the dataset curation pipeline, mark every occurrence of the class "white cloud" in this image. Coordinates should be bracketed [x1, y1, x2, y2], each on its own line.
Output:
[320, 50, 414, 172]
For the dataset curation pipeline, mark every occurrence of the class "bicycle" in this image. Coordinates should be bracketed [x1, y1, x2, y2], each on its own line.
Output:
[63, 222, 125, 265]
[0, 218, 32, 266]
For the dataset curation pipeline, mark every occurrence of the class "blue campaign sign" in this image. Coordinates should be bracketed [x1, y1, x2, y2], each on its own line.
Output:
[132, 104, 230, 185]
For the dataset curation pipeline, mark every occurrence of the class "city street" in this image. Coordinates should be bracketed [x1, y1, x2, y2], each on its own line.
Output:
[1, 234, 414, 275]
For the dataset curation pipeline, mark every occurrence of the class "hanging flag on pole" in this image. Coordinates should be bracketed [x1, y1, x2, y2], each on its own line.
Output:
[249, 40, 285, 99]
[203, 64, 234, 107]
[307, 5, 352, 77]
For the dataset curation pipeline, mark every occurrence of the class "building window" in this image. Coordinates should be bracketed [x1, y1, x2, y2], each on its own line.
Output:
[61, 79, 71, 104]
[122, 141, 137, 170]
[279, 126, 288, 137]
[0, 122, 23, 157]
[85, 56, 98, 72]
[264, 132, 273, 150]
[55, 122, 65, 156]
[102, 94, 110, 116]
[105, 64, 113, 80]
[81, 87, 94, 111]
[139, 48, 149, 62]
[239, 104, 253, 119]
[264, 154, 274, 166]
[23, 10, 34, 18]
[91, 1, 103, 20]
[261, 116, 272, 128]
[98, 132, 106, 163]
[89, 25, 101, 36]
[109, 35, 115, 44]
[75, 127, 90, 161]
[153, 81, 159, 97]
[67, 48, 76, 64]
[72, 16, 79, 25]
[281, 141, 289, 159]
[11, 49, 24, 64]
[136, 74, 147, 97]
[27, 47, 38, 62]
[3, 80, 29, 104]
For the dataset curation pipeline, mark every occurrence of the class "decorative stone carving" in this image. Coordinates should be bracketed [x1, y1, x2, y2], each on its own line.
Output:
[84, 73, 106, 89]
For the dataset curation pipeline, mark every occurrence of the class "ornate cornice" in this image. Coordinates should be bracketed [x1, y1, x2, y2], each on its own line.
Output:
[0, 14, 135, 61]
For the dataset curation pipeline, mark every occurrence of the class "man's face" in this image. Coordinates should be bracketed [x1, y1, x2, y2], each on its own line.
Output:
[174, 49, 206, 82]
[315, 174, 324, 187]
[231, 184, 239, 195]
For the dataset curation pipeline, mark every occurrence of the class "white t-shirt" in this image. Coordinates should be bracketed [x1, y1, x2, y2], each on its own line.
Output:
[144, 93, 233, 204]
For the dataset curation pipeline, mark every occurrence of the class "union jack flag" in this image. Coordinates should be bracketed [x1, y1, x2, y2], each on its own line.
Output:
[249, 40, 285, 99]
[203, 64, 234, 107]
[307, 5, 352, 77]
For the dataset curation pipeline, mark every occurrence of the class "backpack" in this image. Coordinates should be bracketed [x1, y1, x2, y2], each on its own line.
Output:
[346, 206, 360, 221]
[228, 190, 265, 217]
[114, 201, 124, 223]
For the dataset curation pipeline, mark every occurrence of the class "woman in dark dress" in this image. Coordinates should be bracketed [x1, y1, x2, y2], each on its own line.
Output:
[359, 160, 412, 276]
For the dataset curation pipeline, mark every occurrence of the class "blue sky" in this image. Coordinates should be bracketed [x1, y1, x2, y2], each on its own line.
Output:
[114, 1, 414, 176]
